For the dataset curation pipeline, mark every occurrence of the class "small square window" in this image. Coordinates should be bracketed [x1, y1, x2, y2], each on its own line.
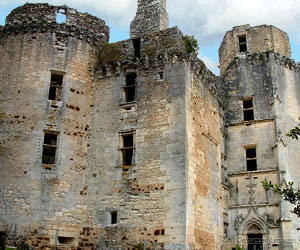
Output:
[243, 99, 254, 121]
[245, 147, 257, 171]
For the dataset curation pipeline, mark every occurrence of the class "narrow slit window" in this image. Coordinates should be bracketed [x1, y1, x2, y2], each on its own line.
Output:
[133, 38, 141, 58]
[42, 132, 58, 165]
[238, 35, 247, 52]
[159, 72, 164, 80]
[243, 99, 254, 121]
[124, 73, 136, 102]
[48, 73, 64, 101]
[111, 211, 118, 224]
[246, 147, 257, 171]
[223, 213, 229, 238]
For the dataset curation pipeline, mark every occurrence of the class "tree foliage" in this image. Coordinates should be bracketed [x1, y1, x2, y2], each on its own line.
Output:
[262, 181, 300, 217]
[286, 118, 300, 140]
[183, 35, 199, 54]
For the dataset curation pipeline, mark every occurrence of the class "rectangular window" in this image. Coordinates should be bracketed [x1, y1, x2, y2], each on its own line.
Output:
[123, 73, 136, 102]
[243, 99, 254, 121]
[42, 131, 58, 165]
[246, 147, 257, 171]
[120, 131, 135, 170]
[238, 35, 247, 52]
[110, 211, 118, 224]
[58, 236, 75, 245]
[48, 73, 64, 101]
[133, 38, 141, 58]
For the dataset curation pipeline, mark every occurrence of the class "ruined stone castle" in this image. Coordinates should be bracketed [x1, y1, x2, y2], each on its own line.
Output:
[0, 1, 299, 249]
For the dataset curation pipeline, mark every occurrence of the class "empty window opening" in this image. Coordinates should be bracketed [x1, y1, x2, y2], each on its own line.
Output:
[48, 73, 64, 101]
[243, 99, 254, 121]
[111, 211, 118, 224]
[56, 9, 66, 24]
[133, 38, 141, 58]
[58, 236, 75, 245]
[120, 131, 135, 169]
[246, 147, 257, 171]
[122, 134, 133, 166]
[238, 35, 247, 52]
[124, 73, 136, 102]
[247, 233, 263, 250]
[42, 132, 58, 165]
[159, 72, 164, 80]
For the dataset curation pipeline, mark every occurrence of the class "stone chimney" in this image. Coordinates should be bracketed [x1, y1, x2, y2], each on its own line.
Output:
[130, 0, 168, 38]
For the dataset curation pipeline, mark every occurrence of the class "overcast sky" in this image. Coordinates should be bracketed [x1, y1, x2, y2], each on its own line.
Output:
[1, 0, 300, 75]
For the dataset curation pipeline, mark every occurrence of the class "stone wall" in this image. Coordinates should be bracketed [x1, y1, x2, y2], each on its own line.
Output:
[186, 63, 226, 249]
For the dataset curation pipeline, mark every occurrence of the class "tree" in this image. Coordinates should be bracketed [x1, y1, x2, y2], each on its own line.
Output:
[262, 181, 300, 217]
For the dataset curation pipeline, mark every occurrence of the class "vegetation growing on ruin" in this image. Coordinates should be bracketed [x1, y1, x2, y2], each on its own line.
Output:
[183, 35, 199, 54]
[97, 43, 126, 65]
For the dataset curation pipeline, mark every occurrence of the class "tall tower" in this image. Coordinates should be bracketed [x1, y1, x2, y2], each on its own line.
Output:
[130, 0, 168, 38]
[220, 24, 299, 250]
[0, 3, 108, 248]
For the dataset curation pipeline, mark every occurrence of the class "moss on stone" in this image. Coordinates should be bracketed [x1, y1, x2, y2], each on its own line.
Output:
[97, 43, 126, 65]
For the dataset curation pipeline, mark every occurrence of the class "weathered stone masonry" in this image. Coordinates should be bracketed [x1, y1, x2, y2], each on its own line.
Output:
[0, 1, 299, 250]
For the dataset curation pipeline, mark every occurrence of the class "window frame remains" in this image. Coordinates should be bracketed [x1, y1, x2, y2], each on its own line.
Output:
[123, 73, 137, 103]
[243, 98, 254, 122]
[238, 35, 247, 53]
[245, 146, 257, 171]
[119, 130, 136, 171]
[48, 72, 65, 102]
[42, 130, 59, 168]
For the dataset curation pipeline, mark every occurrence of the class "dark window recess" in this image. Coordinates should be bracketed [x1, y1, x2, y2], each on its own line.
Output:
[48, 73, 63, 101]
[246, 148, 257, 171]
[42, 132, 58, 165]
[111, 211, 117, 224]
[243, 99, 254, 121]
[124, 73, 136, 102]
[58, 236, 75, 245]
[122, 134, 134, 166]
[223, 213, 229, 238]
[159, 72, 163, 80]
[238, 35, 247, 52]
[248, 233, 263, 250]
[133, 38, 141, 58]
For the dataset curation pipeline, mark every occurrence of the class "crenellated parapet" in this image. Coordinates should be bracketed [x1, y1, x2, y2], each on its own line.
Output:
[0, 3, 109, 46]
[224, 51, 300, 75]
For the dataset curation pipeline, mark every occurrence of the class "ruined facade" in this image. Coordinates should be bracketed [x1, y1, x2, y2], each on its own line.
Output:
[0, 1, 299, 250]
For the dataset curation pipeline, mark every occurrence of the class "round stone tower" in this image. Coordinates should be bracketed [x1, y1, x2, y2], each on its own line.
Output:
[218, 24, 291, 74]
[0, 3, 108, 248]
